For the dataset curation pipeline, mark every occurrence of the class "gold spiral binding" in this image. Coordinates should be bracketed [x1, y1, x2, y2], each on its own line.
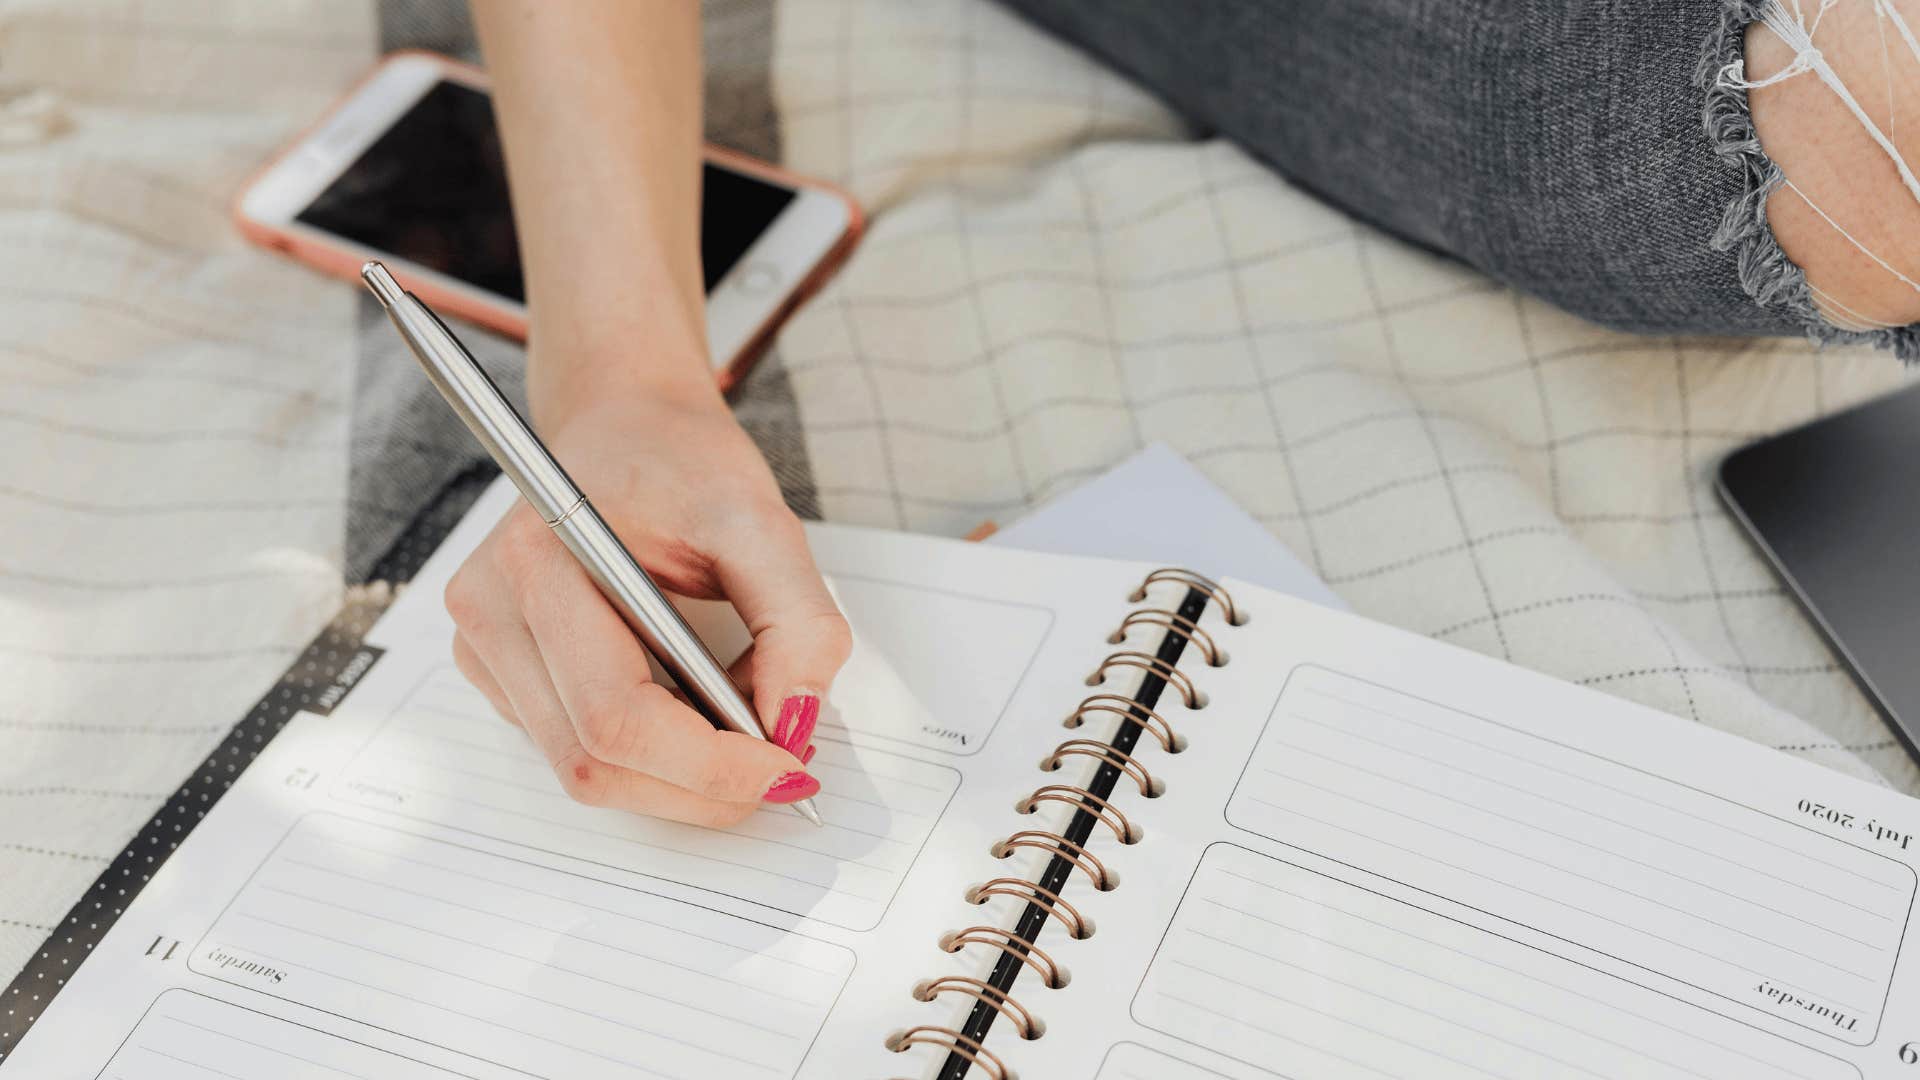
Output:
[886, 1026, 1014, 1080]
[1109, 609, 1225, 666]
[1087, 651, 1205, 708]
[1065, 693, 1185, 753]
[991, 829, 1116, 891]
[1130, 567, 1246, 625]
[899, 569, 1246, 1080]
[914, 976, 1046, 1039]
[965, 877, 1093, 939]
[1040, 739, 1161, 798]
[1015, 784, 1140, 844]
[938, 925, 1068, 988]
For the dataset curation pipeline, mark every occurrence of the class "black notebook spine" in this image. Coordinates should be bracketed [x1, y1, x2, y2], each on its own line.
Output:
[886, 568, 1245, 1080]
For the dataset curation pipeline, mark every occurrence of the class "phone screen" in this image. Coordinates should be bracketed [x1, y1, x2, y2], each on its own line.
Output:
[294, 80, 797, 302]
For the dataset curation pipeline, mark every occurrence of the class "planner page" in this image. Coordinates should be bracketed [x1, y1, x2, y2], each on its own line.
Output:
[0, 479, 1189, 1079]
[968, 580, 1920, 1080]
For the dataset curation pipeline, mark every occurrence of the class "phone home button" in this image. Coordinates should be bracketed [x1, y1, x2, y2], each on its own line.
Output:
[738, 263, 780, 294]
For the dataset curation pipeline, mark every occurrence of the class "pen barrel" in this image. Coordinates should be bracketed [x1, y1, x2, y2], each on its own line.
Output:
[360, 264, 774, 749]
[373, 276, 579, 525]
[551, 500, 767, 739]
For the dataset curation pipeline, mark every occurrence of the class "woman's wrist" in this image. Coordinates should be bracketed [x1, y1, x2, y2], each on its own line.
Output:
[527, 318, 724, 433]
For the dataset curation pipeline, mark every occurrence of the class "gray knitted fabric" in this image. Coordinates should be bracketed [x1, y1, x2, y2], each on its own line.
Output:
[1002, 0, 1920, 359]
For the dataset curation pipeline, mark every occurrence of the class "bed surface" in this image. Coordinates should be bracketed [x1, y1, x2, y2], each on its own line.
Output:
[1, 0, 1914, 985]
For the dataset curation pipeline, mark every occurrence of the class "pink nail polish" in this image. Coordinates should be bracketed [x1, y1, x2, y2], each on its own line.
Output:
[801, 744, 817, 765]
[773, 694, 820, 757]
[763, 770, 821, 803]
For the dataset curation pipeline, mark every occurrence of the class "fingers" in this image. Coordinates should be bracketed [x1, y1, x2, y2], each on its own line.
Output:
[725, 642, 756, 690]
[447, 564, 575, 770]
[709, 508, 853, 756]
[510, 525, 803, 805]
[726, 645, 817, 766]
[454, 586, 765, 827]
[542, 745, 764, 827]
[452, 632, 518, 727]
[446, 510, 806, 826]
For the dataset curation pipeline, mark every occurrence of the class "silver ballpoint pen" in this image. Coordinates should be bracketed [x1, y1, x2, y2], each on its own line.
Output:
[361, 261, 823, 827]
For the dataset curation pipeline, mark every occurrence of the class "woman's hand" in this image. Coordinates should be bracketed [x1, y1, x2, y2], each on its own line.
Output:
[444, 364, 852, 828]
[458, 3, 845, 825]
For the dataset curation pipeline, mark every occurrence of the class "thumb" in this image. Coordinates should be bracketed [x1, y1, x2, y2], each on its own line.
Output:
[711, 511, 852, 758]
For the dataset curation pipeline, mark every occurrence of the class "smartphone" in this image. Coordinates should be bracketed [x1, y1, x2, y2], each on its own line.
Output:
[233, 51, 862, 390]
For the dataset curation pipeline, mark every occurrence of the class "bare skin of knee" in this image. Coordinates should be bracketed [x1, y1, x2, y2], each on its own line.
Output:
[1746, 1, 1920, 328]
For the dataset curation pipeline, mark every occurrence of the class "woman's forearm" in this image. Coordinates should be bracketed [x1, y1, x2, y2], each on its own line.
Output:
[472, 0, 711, 427]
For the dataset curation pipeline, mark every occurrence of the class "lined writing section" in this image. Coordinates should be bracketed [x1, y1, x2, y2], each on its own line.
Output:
[332, 665, 960, 931]
[1096, 1042, 1234, 1080]
[1225, 665, 1915, 1044]
[674, 571, 1055, 756]
[1132, 844, 1855, 1080]
[98, 989, 467, 1080]
[819, 574, 1055, 755]
[189, 815, 854, 1080]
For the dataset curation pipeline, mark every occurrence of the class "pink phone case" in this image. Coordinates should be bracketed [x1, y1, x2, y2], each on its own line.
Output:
[231, 50, 864, 393]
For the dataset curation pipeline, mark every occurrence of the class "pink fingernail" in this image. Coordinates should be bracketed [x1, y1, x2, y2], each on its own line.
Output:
[763, 771, 821, 803]
[801, 744, 817, 765]
[773, 694, 820, 756]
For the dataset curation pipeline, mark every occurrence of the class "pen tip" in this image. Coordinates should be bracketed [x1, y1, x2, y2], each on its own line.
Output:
[793, 799, 824, 828]
[360, 260, 405, 309]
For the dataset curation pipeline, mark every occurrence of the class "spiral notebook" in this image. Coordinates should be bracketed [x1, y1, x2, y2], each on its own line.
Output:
[7, 474, 1920, 1080]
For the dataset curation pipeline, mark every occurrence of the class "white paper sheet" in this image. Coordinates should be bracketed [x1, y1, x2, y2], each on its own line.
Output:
[988, 442, 1346, 610]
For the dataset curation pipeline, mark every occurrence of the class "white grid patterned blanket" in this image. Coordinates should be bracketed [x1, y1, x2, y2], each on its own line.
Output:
[1, 0, 1915, 989]
[768, 1, 1919, 786]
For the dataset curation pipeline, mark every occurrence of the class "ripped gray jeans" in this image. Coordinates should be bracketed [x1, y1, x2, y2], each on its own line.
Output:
[1000, 0, 1918, 360]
